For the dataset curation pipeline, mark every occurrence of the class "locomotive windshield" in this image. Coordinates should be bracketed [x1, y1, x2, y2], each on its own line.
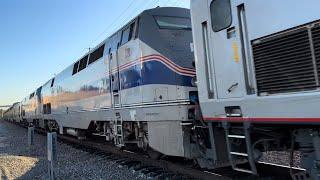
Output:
[154, 16, 191, 30]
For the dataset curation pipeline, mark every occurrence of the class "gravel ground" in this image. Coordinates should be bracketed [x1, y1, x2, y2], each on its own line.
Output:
[0, 120, 145, 180]
[261, 151, 302, 167]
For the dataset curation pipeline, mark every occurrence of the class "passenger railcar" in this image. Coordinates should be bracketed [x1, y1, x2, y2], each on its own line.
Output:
[3, 102, 20, 122]
[21, 91, 37, 124]
[20, 97, 27, 123]
[22, 7, 200, 159]
[191, 0, 320, 178]
[12, 102, 21, 123]
[3, 106, 13, 121]
[2, 108, 10, 121]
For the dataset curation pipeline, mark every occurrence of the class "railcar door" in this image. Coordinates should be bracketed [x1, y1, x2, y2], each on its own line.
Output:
[109, 36, 122, 107]
[205, 0, 245, 99]
[36, 87, 42, 116]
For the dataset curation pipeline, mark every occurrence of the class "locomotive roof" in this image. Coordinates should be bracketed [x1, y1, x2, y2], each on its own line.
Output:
[47, 7, 190, 86]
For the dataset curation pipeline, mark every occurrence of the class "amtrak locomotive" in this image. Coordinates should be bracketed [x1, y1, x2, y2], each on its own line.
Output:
[4, 7, 203, 161]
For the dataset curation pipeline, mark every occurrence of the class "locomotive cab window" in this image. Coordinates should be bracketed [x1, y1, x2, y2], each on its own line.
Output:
[154, 16, 191, 30]
[210, 0, 232, 32]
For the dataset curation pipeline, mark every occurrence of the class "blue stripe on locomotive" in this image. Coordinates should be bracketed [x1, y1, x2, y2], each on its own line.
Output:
[119, 60, 193, 90]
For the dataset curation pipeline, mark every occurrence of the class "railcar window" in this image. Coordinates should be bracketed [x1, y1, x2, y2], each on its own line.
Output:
[43, 104, 47, 114]
[51, 78, 55, 87]
[210, 0, 232, 32]
[72, 61, 79, 75]
[121, 27, 130, 45]
[89, 44, 105, 65]
[154, 16, 191, 30]
[109, 33, 121, 51]
[29, 93, 34, 99]
[129, 22, 135, 39]
[78, 55, 88, 72]
[43, 103, 51, 114]
[121, 23, 135, 45]
[36, 87, 42, 95]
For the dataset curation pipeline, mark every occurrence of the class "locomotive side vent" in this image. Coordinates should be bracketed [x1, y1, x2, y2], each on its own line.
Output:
[313, 25, 320, 80]
[252, 21, 320, 95]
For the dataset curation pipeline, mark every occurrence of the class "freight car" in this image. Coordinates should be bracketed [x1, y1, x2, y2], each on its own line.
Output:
[191, 0, 320, 179]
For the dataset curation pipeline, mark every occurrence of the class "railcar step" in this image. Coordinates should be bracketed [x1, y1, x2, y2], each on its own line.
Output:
[226, 113, 242, 117]
[234, 168, 254, 174]
[116, 144, 125, 148]
[92, 133, 107, 137]
[230, 152, 248, 157]
[228, 135, 245, 138]
[223, 122, 257, 175]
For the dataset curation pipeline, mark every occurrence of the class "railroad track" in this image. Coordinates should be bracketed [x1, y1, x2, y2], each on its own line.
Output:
[56, 135, 227, 180]
[10, 120, 306, 180]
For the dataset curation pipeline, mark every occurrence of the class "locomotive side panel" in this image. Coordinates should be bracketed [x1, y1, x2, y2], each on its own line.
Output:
[118, 39, 143, 105]
[138, 9, 196, 104]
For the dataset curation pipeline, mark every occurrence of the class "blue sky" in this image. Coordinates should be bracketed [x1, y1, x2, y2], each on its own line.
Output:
[0, 0, 189, 106]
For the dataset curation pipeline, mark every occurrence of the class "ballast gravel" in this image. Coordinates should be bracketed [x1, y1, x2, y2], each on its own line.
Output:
[0, 120, 145, 180]
[0, 120, 304, 179]
[261, 151, 302, 168]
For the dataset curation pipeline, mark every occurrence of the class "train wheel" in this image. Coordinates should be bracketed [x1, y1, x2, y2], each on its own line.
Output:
[48, 120, 59, 132]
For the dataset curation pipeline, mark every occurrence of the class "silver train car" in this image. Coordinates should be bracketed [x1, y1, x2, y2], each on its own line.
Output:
[16, 7, 202, 159]
[3, 102, 20, 122]
[191, 0, 320, 178]
[21, 88, 41, 125]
